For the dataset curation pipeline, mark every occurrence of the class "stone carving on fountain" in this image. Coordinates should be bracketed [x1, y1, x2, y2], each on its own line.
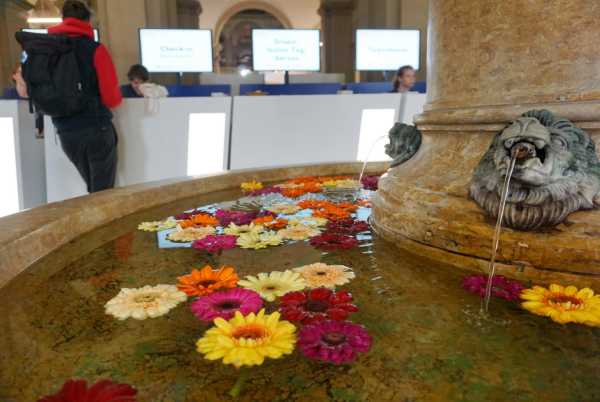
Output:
[385, 123, 422, 167]
[470, 110, 600, 231]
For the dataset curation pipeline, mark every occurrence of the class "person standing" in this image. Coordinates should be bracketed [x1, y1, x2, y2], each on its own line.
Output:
[46, 0, 122, 193]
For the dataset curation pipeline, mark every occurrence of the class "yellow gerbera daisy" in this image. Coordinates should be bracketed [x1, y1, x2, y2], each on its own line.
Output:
[238, 270, 306, 301]
[241, 181, 263, 193]
[197, 309, 296, 368]
[266, 203, 301, 215]
[138, 219, 178, 232]
[167, 226, 216, 242]
[322, 179, 361, 190]
[236, 232, 283, 250]
[288, 216, 329, 228]
[277, 224, 321, 241]
[521, 284, 600, 327]
[223, 222, 264, 237]
[293, 262, 355, 289]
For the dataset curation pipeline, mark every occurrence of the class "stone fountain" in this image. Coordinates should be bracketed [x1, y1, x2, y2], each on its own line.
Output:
[371, 0, 600, 288]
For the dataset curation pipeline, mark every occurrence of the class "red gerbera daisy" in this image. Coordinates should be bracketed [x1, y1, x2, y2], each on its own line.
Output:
[279, 288, 358, 324]
[309, 234, 359, 251]
[325, 219, 370, 235]
[38, 379, 137, 402]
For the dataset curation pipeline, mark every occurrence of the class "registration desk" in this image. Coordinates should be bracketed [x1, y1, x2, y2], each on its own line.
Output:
[2, 92, 426, 209]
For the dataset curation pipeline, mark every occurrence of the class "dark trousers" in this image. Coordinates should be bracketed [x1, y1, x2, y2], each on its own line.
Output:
[58, 123, 118, 193]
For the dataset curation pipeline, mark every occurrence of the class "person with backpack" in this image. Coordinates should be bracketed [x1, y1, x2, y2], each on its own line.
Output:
[17, 0, 122, 193]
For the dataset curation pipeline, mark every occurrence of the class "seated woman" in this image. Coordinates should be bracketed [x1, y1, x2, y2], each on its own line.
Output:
[392, 65, 416, 93]
[121, 64, 168, 98]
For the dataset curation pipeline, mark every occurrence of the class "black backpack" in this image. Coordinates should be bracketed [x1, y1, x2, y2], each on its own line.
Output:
[15, 31, 94, 118]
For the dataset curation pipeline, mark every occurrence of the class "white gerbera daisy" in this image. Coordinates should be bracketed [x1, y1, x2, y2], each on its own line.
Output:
[238, 271, 306, 301]
[105, 284, 187, 320]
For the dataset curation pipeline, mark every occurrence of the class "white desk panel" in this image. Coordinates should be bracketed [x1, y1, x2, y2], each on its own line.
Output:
[45, 97, 232, 202]
[230, 93, 426, 170]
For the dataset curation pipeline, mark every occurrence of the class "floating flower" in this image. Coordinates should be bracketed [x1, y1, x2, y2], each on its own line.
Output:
[293, 263, 355, 289]
[264, 218, 289, 230]
[309, 234, 359, 251]
[166, 226, 216, 242]
[177, 266, 238, 297]
[238, 271, 306, 302]
[223, 222, 264, 237]
[325, 219, 370, 235]
[289, 216, 329, 228]
[237, 232, 283, 250]
[279, 288, 358, 324]
[241, 181, 264, 193]
[282, 183, 321, 198]
[298, 320, 372, 365]
[462, 274, 524, 302]
[179, 213, 219, 228]
[191, 288, 263, 322]
[175, 209, 206, 220]
[248, 186, 282, 196]
[521, 284, 600, 326]
[104, 284, 187, 320]
[252, 215, 275, 226]
[197, 310, 296, 368]
[137, 219, 177, 232]
[192, 235, 237, 254]
[215, 209, 257, 227]
[266, 203, 301, 215]
[38, 379, 137, 402]
[278, 225, 321, 241]
[322, 179, 361, 190]
[361, 175, 380, 191]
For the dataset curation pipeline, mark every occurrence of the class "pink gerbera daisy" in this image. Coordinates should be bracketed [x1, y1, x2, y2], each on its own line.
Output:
[192, 235, 237, 254]
[298, 320, 372, 365]
[190, 288, 263, 322]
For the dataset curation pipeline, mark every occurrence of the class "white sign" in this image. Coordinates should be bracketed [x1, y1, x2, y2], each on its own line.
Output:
[23, 28, 100, 42]
[356, 29, 420, 71]
[139, 29, 213, 73]
[252, 29, 320, 72]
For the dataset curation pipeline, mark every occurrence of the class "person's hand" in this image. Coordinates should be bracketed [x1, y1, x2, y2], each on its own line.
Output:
[12, 67, 28, 98]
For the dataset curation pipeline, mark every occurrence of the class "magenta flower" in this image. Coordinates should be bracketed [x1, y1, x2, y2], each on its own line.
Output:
[361, 175, 380, 191]
[325, 219, 370, 235]
[175, 209, 203, 220]
[462, 274, 524, 301]
[298, 320, 372, 365]
[309, 234, 359, 251]
[248, 186, 282, 196]
[215, 209, 258, 226]
[192, 235, 237, 254]
[190, 288, 263, 322]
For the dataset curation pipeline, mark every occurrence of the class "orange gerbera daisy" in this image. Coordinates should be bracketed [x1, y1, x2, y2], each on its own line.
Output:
[252, 215, 275, 225]
[179, 213, 219, 229]
[313, 208, 351, 221]
[265, 218, 289, 230]
[177, 265, 238, 297]
[336, 202, 359, 213]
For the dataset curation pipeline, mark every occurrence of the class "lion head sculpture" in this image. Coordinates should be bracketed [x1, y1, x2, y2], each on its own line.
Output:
[470, 109, 600, 230]
[385, 123, 422, 167]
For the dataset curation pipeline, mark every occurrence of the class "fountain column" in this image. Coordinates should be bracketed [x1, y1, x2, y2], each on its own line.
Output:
[371, 0, 600, 287]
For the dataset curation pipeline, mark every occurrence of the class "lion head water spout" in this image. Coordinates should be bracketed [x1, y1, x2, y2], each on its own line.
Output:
[470, 109, 600, 231]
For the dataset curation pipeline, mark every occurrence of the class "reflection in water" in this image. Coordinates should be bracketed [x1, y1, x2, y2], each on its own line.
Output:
[0, 189, 599, 401]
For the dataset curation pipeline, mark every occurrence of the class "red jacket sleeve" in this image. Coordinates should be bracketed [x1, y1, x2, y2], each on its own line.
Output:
[93, 44, 122, 109]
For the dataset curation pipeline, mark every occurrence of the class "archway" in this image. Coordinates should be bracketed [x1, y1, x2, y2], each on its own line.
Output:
[214, 2, 292, 72]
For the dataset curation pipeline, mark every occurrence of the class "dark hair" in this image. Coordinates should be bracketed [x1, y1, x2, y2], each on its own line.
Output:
[393, 65, 415, 92]
[62, 0, 92, 21]
[127, 64, 150, 82]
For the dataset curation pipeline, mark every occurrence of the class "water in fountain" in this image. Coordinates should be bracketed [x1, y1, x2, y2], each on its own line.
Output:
[358, 134, 389, 185]
[482, 152, 519, 314]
